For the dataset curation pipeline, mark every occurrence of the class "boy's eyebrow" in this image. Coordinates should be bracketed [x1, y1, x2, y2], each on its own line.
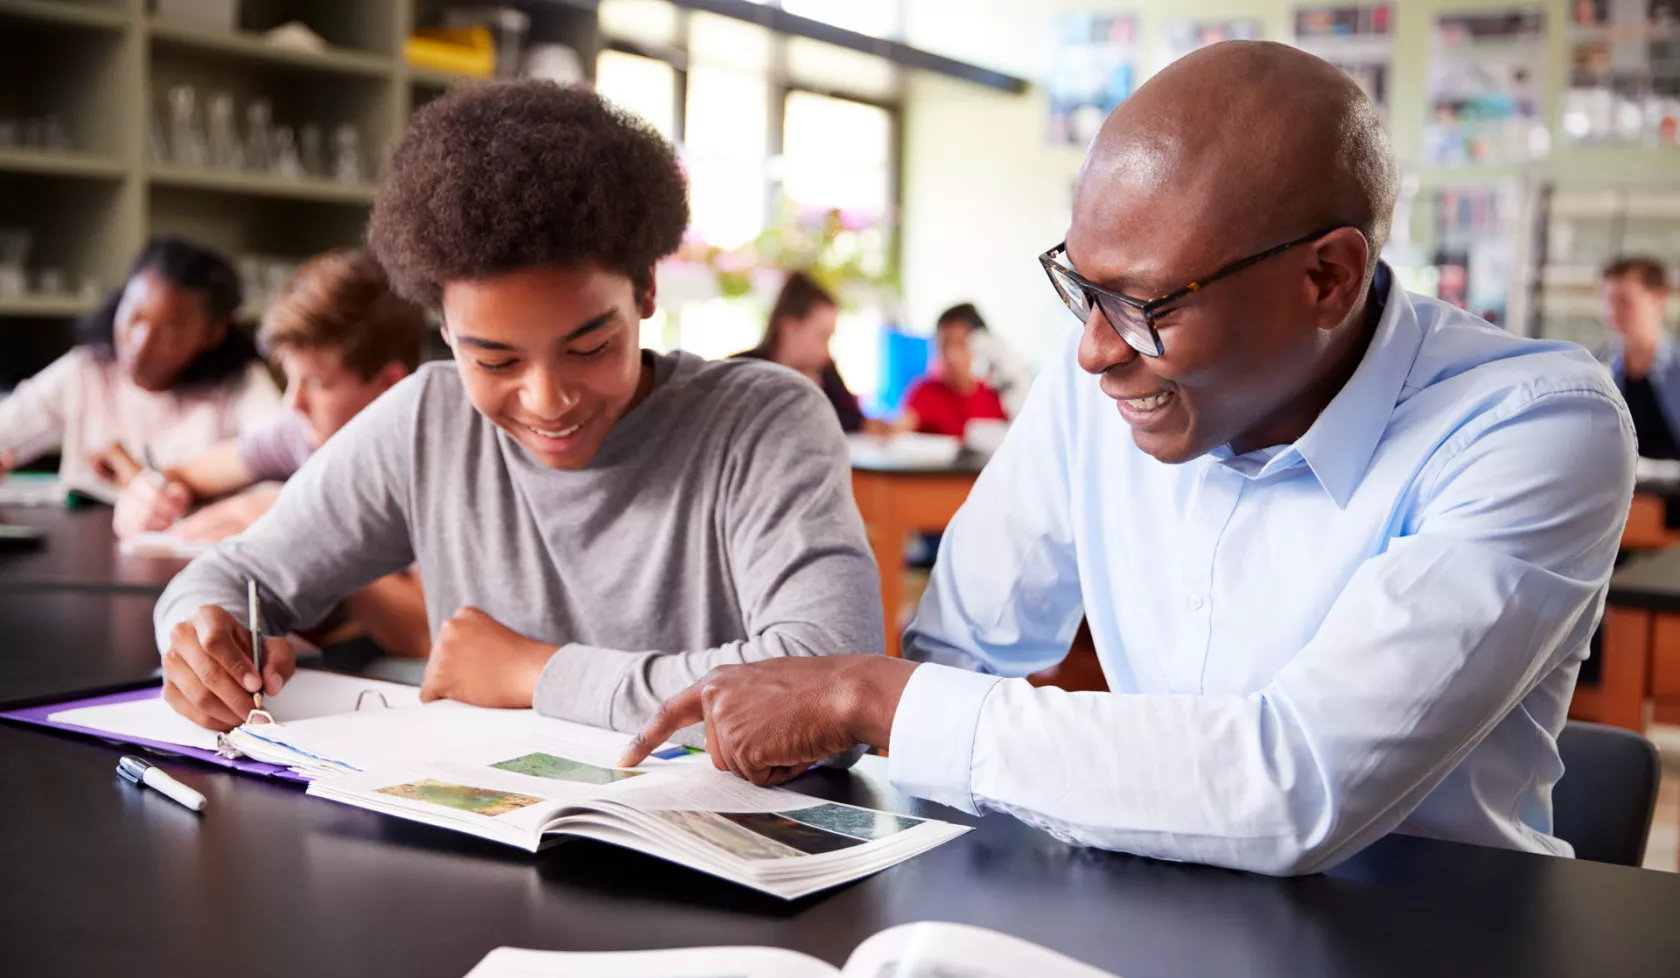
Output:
[563, 309, 619, 343]
[451, 309, 621, 352]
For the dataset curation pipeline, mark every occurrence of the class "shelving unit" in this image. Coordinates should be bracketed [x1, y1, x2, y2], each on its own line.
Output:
[0, 294, 100, 317]
[0, 147, 125, 179]
[148, 21, 395, 78]
[0, 0, 130, 32]
[147, 164, 379, 204]
[0, 0, 582, 385]
[1529, 181, 1680, 350]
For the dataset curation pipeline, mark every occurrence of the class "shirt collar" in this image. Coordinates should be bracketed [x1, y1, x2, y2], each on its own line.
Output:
[1216, 263, 1425, 508]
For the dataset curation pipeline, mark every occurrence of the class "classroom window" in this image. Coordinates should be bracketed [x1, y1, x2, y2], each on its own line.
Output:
[685, 66, 771, 250]
[594, 51, 677, 140]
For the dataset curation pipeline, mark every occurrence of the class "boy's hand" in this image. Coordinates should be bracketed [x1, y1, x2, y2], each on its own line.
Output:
[162, 605, 296, 731]
[168, 488, 279, 542]
[113, 473, 191, 538]
[420, 607, 556, 708]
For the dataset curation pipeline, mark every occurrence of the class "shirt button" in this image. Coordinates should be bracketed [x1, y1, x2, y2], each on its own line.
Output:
[1187, 593, 1205, 611]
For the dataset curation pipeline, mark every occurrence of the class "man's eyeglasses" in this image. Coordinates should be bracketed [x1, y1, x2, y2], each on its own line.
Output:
[1038, 226, 1352, 358]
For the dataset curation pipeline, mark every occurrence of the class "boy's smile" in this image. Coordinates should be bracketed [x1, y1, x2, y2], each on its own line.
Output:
[440, 262, 659, 470]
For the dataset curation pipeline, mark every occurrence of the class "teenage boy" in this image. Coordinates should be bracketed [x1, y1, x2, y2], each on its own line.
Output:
[153, 82, 883, 733]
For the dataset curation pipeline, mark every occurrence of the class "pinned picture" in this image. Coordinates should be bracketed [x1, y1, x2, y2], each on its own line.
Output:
[491, 751, 643, 785]
[376, 779, 543, 817]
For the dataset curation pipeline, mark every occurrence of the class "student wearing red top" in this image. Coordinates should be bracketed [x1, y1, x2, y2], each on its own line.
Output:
[901, 303, 1010, 437]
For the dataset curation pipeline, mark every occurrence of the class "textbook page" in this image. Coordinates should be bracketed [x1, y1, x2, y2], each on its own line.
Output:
[118, 531, 215, 558]
[48, 670, 423, 752]
[843, 922, 1120, 978]
[466, 945, 836, 978]
[224, 700, 652, 776]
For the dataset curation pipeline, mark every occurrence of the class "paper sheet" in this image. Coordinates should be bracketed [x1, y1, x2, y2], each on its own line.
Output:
[48, 670, 424, 751]
[466, 945, 836, 978]
[845, 922, 1121, 978]
[118, 532, 215, 558]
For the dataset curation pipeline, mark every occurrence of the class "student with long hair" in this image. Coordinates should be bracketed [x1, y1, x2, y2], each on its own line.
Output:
[0, 236, 280, 490]
[734, 271, 868, 433]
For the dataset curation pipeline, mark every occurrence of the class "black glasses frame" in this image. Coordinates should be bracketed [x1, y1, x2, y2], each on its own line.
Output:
[1038, 225, 1352, 357]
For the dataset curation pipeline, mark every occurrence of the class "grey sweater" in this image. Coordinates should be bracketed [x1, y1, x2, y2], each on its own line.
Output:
[153, 352, 884, 734]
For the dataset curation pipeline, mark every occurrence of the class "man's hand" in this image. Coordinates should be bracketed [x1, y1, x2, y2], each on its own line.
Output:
[618, 655, 919, 785]
[113, 472, 192, 538]
[0, 450, 14, 478]
[167, 488, 279, 542]
[419, 607, 555, 708]
[162, 605, 296, 731]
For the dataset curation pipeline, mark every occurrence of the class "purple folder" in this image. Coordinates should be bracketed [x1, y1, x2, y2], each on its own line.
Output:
[0, 684, 309, 783]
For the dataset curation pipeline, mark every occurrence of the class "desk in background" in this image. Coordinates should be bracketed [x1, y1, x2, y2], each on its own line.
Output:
[850, 451, 986, 658]
[0, 506, 187, 595]
[1584, 547, 1680, 731]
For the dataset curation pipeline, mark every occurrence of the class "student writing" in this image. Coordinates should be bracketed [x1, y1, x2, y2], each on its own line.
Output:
[0, 237, 280, 490]
[152, 82, 883, 735]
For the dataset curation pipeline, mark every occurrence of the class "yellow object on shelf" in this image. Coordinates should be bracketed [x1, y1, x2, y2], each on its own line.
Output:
[404, 26, 495, 79]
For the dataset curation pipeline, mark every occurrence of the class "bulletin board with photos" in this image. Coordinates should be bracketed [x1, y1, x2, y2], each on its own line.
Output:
[1292, 4, 1394, 117]
[1162, 18, 1263, 68]
[1045, 13, 1139, 148]
[1562, 0, 1680, 146]
[1424, 7, 1550, 166]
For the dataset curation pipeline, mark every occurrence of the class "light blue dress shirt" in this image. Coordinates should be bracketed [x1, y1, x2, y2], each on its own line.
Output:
[890, 268, 1635, 876]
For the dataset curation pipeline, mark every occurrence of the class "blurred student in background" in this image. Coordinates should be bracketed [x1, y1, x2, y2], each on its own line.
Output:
[735, 271, 871, 433]
[1600, 256, 1677, 459]
[0, 236, 280, 490]
[114, 249, 424, 540]
[115, 248, 430, 658]
[900, 303, 1010, 438]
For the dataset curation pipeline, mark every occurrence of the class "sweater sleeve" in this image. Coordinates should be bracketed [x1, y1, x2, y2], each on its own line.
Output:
[152, 371, 422, 652]
[531, 377, 883, 736]
[0, 349, 85, 467]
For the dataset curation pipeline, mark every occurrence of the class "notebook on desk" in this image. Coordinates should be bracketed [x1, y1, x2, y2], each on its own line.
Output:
[0, 670, 424, 783]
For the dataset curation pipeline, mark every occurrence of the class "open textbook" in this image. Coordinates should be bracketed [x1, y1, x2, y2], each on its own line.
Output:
[49, 670, 967, 900]
[465, 922, 1120, 978]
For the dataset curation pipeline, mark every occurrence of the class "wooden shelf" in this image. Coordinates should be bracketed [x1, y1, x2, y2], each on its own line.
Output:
[0, 293, 98, 317]
[0, 147, 125, 180]
[0, 0, 129, 32]
[148, 165, 378, 205]
[148, 20, 394, 79]
[408, 67, 485, 90]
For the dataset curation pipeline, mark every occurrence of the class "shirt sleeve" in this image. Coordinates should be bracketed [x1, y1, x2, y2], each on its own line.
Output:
[153, 373, 421, 652]
[901, 336, 1085, 674]
[237, 411, 314, 483]
[890, 386, 1634, 876]
[0, 349, 83, 467]
[531, 377, 884, 736]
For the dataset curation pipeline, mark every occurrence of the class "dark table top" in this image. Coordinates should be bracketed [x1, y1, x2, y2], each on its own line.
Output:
[1608, 545, 1680, 612]
[0, 505, 188, 595]
[850, 448, 990, 476]
[3, 722, 1680, 978]
[0, 589, 162, 706]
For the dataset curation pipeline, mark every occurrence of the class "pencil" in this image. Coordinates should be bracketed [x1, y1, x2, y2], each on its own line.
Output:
[247, 579, 263, 711]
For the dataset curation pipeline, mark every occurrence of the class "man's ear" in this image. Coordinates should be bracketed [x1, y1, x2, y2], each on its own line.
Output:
[1305, 227, 1371, 331]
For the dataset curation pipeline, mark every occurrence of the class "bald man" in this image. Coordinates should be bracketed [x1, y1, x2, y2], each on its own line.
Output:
[622, 43, 1635, 875]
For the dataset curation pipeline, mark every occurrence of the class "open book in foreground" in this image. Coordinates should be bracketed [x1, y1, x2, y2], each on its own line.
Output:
[466, 922, 1120, 978]
[49, 670, 967, 900]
